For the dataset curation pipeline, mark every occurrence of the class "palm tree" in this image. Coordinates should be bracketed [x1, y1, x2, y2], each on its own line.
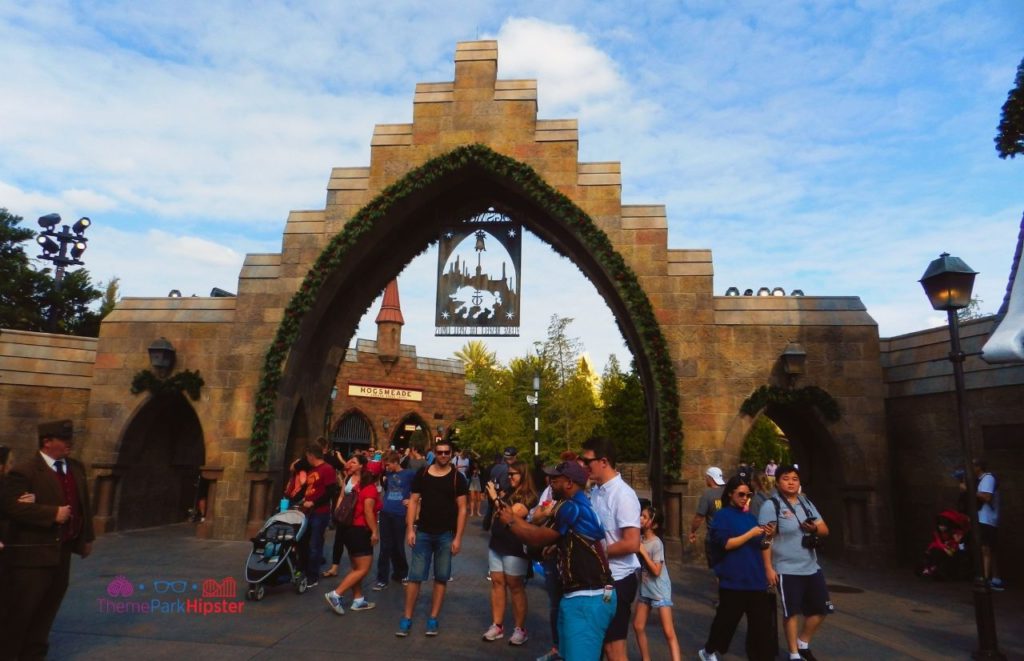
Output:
[454, 340, 497, 379]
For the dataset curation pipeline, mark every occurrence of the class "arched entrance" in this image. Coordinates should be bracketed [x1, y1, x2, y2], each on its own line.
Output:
[389, 412, 430, 450]
[253, 146, 681, 506]
[116, 392, 205, 529]
[331, 408, 374, 456]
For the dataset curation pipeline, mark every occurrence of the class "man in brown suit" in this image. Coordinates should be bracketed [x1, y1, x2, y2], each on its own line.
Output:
[0, 420, 94, 660]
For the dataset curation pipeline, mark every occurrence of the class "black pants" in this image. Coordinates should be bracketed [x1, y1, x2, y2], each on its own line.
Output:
[0, 546, 72, 661]
[704, 588, 775, 661]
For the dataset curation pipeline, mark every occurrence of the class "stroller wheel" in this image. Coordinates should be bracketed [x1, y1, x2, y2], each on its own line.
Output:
[295, 575, 308, 594]
[253, 584, 266, 601]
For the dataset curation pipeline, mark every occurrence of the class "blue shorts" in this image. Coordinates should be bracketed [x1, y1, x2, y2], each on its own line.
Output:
[638, 595, 673, 608]
[407, 530, 454, 583]
[778, 569, 834, 619]
[559, 592, 616, 661]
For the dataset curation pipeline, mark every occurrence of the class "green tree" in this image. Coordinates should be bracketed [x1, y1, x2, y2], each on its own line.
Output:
[454, 339, 496, 380]
[0, 208, 48, 330]
[996, 57, 1024, 159]
[0, 207, 103, 336]
[456, 363, 529, 460]
[739, 416, 791, 468]
[98, 276, 121, 319]
[598, 357, 649, 462]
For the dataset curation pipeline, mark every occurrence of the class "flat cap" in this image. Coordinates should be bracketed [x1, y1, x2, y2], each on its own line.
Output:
[38, 419, 74, 441]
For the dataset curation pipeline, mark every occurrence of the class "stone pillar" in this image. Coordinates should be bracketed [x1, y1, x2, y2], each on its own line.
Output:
[195, 467, 224, 539]
[90, 463, 122, 535]
[245, 471, 274, 538]
[662, 479, 688, 541]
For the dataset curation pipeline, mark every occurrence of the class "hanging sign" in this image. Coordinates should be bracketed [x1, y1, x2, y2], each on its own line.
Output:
[347, 383, 423, 402]
[435, 208, 522, 336]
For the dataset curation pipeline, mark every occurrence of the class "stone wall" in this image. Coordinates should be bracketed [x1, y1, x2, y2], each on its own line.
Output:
[0, 329, 96, 455]
[882, 317, 1024, 581]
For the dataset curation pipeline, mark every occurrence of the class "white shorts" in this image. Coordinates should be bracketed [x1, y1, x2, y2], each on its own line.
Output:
[488, 548, 529, 577]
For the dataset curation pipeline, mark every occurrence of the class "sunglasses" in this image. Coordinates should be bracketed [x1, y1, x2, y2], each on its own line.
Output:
[581, 456, 603, 466]
[734, 491, 752, 499]
[435, 450, 452, 456]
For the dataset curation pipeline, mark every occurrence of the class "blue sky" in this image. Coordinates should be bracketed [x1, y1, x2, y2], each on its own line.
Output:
[1, 1, 1022, 369]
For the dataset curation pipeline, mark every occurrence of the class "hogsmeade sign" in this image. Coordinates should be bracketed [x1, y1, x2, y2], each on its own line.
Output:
[435, 208, 522, 336]
[348, 383, 423, 402]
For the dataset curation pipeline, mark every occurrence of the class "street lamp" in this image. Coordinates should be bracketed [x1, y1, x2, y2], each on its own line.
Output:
[324, 385, 338, 435]
[147, 337, 176, 378]
[526, 371, 541, 457]
[36, 213, 91, 332]
[920, 252, 1004, 660]
[780, 341, 807, 388]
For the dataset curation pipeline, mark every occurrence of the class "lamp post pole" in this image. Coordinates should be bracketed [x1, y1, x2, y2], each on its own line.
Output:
[920, 253, 1003, 660]
[532, 372, 540, 457]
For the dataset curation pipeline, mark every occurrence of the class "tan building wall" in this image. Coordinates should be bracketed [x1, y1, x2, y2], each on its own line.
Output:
[883, 317, 1024, 581]
[0, 41, 893, 561]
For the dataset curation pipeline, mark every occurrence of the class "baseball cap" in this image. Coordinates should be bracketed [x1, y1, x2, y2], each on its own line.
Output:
[503, 446, 518, 458]
[705, 466, 725, 486]
[543, 461, 588, 486]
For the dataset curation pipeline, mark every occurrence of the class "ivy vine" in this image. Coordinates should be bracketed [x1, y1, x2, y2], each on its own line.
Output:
[130, 369, 205, 402]
[740, 385, 841, 423]
[249, 144, 684, 479]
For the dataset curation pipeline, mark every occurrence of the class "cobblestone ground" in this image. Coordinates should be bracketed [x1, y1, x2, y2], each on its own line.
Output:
[48, 523, 1024, 660]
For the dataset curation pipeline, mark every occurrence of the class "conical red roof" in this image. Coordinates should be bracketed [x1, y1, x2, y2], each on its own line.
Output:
[375, 279, 405, 325]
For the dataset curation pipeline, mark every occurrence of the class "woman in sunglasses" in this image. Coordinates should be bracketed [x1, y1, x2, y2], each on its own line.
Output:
[481, 459, 538, 647]
[698, 475, 775, 661]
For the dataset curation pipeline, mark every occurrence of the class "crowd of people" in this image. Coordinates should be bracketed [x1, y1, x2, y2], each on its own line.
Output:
[281, 435, 683, 661]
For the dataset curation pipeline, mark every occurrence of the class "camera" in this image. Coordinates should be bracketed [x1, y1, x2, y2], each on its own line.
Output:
[801, 534, 821, 549]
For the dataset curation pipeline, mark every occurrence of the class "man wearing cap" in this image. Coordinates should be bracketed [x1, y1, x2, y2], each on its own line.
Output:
[497, 460, 614, 661]
[0, 419, 95, 660]
[580, 436, 641, 661]
[690, 467, 726, 567]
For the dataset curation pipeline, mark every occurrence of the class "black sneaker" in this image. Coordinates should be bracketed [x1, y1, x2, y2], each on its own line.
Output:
[798, 649, 818, 661]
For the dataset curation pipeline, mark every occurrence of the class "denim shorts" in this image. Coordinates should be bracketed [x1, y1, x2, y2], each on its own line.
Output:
[638, 595, 673, 608]
[407, 530, 454, 583]
[487, 548, 529, 577]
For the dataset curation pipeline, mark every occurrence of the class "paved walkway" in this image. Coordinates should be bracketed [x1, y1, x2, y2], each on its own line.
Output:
[47, 523, 1023, 660]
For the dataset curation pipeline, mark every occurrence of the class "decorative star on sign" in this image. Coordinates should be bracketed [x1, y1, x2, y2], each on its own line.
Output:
[505, 311, 514, 319]
[444, 231, 454, 240]
[508, 228, 517, 238]
[441, 311, 450, 319]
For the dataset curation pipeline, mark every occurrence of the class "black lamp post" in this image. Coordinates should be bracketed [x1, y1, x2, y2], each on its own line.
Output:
[526, 372, 541, 457]
[36, 213, 91, 332]
[324, 385, 338, 434]
[919, 252, 1004, 660]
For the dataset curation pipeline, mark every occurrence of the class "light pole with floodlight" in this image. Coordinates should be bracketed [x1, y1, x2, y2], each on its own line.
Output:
[36, 213, 91, 332]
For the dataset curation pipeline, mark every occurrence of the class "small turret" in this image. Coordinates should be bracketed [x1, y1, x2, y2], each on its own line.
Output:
[375, 279, 405, 371]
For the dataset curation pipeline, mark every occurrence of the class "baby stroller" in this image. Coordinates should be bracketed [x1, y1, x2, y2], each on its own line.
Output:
[916, 509, 970, 580]
[245, 508, 309, 601]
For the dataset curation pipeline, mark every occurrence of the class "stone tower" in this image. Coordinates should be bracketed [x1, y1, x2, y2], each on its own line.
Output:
[375, 279, 404, 370]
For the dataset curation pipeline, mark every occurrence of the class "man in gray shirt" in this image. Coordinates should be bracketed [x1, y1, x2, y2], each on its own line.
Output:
[689, 467, 725, 567]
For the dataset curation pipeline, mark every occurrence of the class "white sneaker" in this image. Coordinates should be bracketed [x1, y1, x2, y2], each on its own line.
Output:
[350, 598, 376, 611]
[509, 627, 528, 646]
[324, 591, 345, 615]
[482, 623, 504, 641]
[698, 649, 718, 661]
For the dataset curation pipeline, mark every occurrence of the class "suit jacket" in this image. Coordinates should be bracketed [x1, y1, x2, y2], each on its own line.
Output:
[1, 453, 94, 567]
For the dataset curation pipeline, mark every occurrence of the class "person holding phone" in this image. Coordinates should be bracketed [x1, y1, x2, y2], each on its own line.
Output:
[758, 465, 832, 661]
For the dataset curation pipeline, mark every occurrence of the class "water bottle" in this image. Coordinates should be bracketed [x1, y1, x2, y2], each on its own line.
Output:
[279, 498, 290, 513]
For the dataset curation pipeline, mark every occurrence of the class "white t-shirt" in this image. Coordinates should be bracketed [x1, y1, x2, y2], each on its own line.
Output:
[978, 473, 1000, 527]
[589, 473, 641, 580]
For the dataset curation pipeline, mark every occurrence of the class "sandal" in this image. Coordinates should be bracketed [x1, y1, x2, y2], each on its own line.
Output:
[321, 569, 338, 578]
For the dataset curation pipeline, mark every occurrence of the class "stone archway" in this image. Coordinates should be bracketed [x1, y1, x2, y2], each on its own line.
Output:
[251, 145, 682, 508]
[115, 391, 205, 529]
[390, 411, 431, 450]
[331, 408, 374, 456]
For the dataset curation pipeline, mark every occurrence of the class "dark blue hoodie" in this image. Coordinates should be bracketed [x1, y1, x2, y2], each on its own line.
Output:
[709, 505, 768, 591]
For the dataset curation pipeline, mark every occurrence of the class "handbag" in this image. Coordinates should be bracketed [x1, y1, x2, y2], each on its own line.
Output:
[333, 489, 358, 527]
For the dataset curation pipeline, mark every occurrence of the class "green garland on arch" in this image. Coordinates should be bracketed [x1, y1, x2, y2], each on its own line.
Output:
[740, 385, 841, 423]
[248, 143, 684, 479]
[130, 369, 205, 402]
